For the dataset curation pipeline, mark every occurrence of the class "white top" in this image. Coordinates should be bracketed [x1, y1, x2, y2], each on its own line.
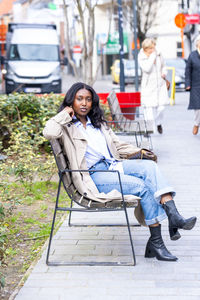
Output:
[74, 118, 124, 173]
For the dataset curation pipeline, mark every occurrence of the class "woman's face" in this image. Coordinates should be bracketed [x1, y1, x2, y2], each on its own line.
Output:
[72, 88, 92, 119]
[144, 44, 155, 56]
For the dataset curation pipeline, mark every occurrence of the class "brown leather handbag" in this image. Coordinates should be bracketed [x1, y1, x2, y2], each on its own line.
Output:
[165, 79, 170, 90]
[126, 149, 157, 162]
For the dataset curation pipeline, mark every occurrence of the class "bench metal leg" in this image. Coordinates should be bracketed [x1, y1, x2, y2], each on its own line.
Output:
[46, 177, 62, 265]
[68, 200, 73, 226]
[46, 182, 137, 266]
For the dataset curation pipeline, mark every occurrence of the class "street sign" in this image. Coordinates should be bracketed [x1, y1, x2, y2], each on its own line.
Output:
[185, 14, 200, 24]
[174, 13, 186, 28]
[73, 45, 81, 53]
[96, 32, 128, 55]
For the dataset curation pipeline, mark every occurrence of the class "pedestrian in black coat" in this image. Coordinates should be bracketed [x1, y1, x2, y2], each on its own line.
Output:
[185, 35, 200, 135]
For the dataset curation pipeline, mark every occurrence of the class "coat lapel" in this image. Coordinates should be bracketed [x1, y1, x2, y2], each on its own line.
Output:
[64, 123, 87, 168]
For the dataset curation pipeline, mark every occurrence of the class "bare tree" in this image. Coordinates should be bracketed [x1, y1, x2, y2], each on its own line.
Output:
[62, 0, 113, 85]
[124, 0, 160, 44]
[137, 0, 160, 43]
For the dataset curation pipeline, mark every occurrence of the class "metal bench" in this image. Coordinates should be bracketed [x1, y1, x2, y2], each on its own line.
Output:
[107, 90, 154, 150]
[46, 139, 141, 266]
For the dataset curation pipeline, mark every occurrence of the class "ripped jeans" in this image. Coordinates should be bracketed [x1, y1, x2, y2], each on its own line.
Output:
[90, 159, 175, 226]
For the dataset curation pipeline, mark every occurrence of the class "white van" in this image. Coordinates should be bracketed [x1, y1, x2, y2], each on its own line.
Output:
[3, 23, 62, 94]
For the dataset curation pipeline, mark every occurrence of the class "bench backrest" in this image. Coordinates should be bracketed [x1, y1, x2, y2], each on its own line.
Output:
[50, 139, 139, 209]
[107, 90, 123, 119]
[107, 91, 138, 132]
[50, 139, 95, 208]
[107, 90, 154, 135]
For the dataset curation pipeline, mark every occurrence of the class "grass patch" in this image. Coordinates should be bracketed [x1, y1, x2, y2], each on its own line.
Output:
[0, 180, 70, 299]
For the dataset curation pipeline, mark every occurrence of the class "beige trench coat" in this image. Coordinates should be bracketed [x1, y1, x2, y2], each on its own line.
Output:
[43, 110, 146, 225]
[138, 49, 169, 108]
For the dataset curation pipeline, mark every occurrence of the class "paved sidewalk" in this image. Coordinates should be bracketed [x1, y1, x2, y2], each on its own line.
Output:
[13, 92, 200, 300]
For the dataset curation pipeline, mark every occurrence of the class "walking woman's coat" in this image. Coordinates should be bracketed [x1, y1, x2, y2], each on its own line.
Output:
[43, 110, 145, 225]
[185, 50, 200, 109]
[138, 49, 169, 107]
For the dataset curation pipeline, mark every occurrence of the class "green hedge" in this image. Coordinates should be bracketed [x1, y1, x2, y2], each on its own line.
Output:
[0, 93, 64, 150]
[0, 92, 109, 183]
[0, 93, 65, 184]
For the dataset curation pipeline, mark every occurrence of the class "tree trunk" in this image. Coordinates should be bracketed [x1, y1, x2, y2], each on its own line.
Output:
[62, 0, 79, 79]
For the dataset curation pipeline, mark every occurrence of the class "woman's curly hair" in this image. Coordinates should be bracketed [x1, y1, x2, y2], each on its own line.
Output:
[58, 82, 106, 128]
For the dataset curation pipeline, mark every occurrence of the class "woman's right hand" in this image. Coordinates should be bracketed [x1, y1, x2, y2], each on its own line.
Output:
[64, 106, 74, 118]
[185, 86, 191, 91]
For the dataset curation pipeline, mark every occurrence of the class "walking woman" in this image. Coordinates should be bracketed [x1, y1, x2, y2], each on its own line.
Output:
[43, 82, 196, 262]
[185, 35, 200, 135]
[138, 38, 169, 134]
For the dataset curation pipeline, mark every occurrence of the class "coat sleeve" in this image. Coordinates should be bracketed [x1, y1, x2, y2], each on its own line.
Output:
[108, 128, 141, 158]
[185, 53, 192, 88]
[138, 51, 156, 74]
[43, 110, 72, 140]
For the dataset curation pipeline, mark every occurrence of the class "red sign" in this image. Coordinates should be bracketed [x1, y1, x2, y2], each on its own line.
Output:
[73, 45, 81, 53]
[185, 14, 200, 24]
[174, 13, 186, 28]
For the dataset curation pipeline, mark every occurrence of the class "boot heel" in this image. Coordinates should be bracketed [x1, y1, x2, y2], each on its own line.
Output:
[169, 227, 181, 241]
[145, 245, 155, 258]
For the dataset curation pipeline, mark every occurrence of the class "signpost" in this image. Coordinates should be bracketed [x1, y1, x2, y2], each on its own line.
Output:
[73, 45, 82, 68]
[0, 21, 7, 56]
[132, 0, 139, 93]
[174, 13, 200, 57]
[118, 0, 125, 92]
[174, 13, 186, 58]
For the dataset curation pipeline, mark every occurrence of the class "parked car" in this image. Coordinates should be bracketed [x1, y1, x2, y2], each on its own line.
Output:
[165, 58, 186, 91]
[110, 59, 141, 84]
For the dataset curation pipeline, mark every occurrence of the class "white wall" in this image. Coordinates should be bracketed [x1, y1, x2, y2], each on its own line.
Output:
[146, 1, 181, 58]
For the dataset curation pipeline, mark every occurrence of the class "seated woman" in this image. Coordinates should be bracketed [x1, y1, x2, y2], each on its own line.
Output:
[43, 82, 197, 262]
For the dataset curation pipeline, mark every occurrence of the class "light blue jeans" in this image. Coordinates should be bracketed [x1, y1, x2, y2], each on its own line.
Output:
[90, 159, 175, 226]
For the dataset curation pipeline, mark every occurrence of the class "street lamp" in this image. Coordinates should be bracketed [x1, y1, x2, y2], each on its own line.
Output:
[132, 0, 139, 92]
[118, 0, 125, 92]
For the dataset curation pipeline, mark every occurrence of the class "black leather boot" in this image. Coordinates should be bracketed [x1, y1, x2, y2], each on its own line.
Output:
[162, 200, 197, 240]
[157, 125, 163, 134]
[169, 227, 181, 241]
[145, 225, 178, 261]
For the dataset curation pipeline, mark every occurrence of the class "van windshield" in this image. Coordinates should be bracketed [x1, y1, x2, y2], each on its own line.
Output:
[9, 44, 59, 61]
